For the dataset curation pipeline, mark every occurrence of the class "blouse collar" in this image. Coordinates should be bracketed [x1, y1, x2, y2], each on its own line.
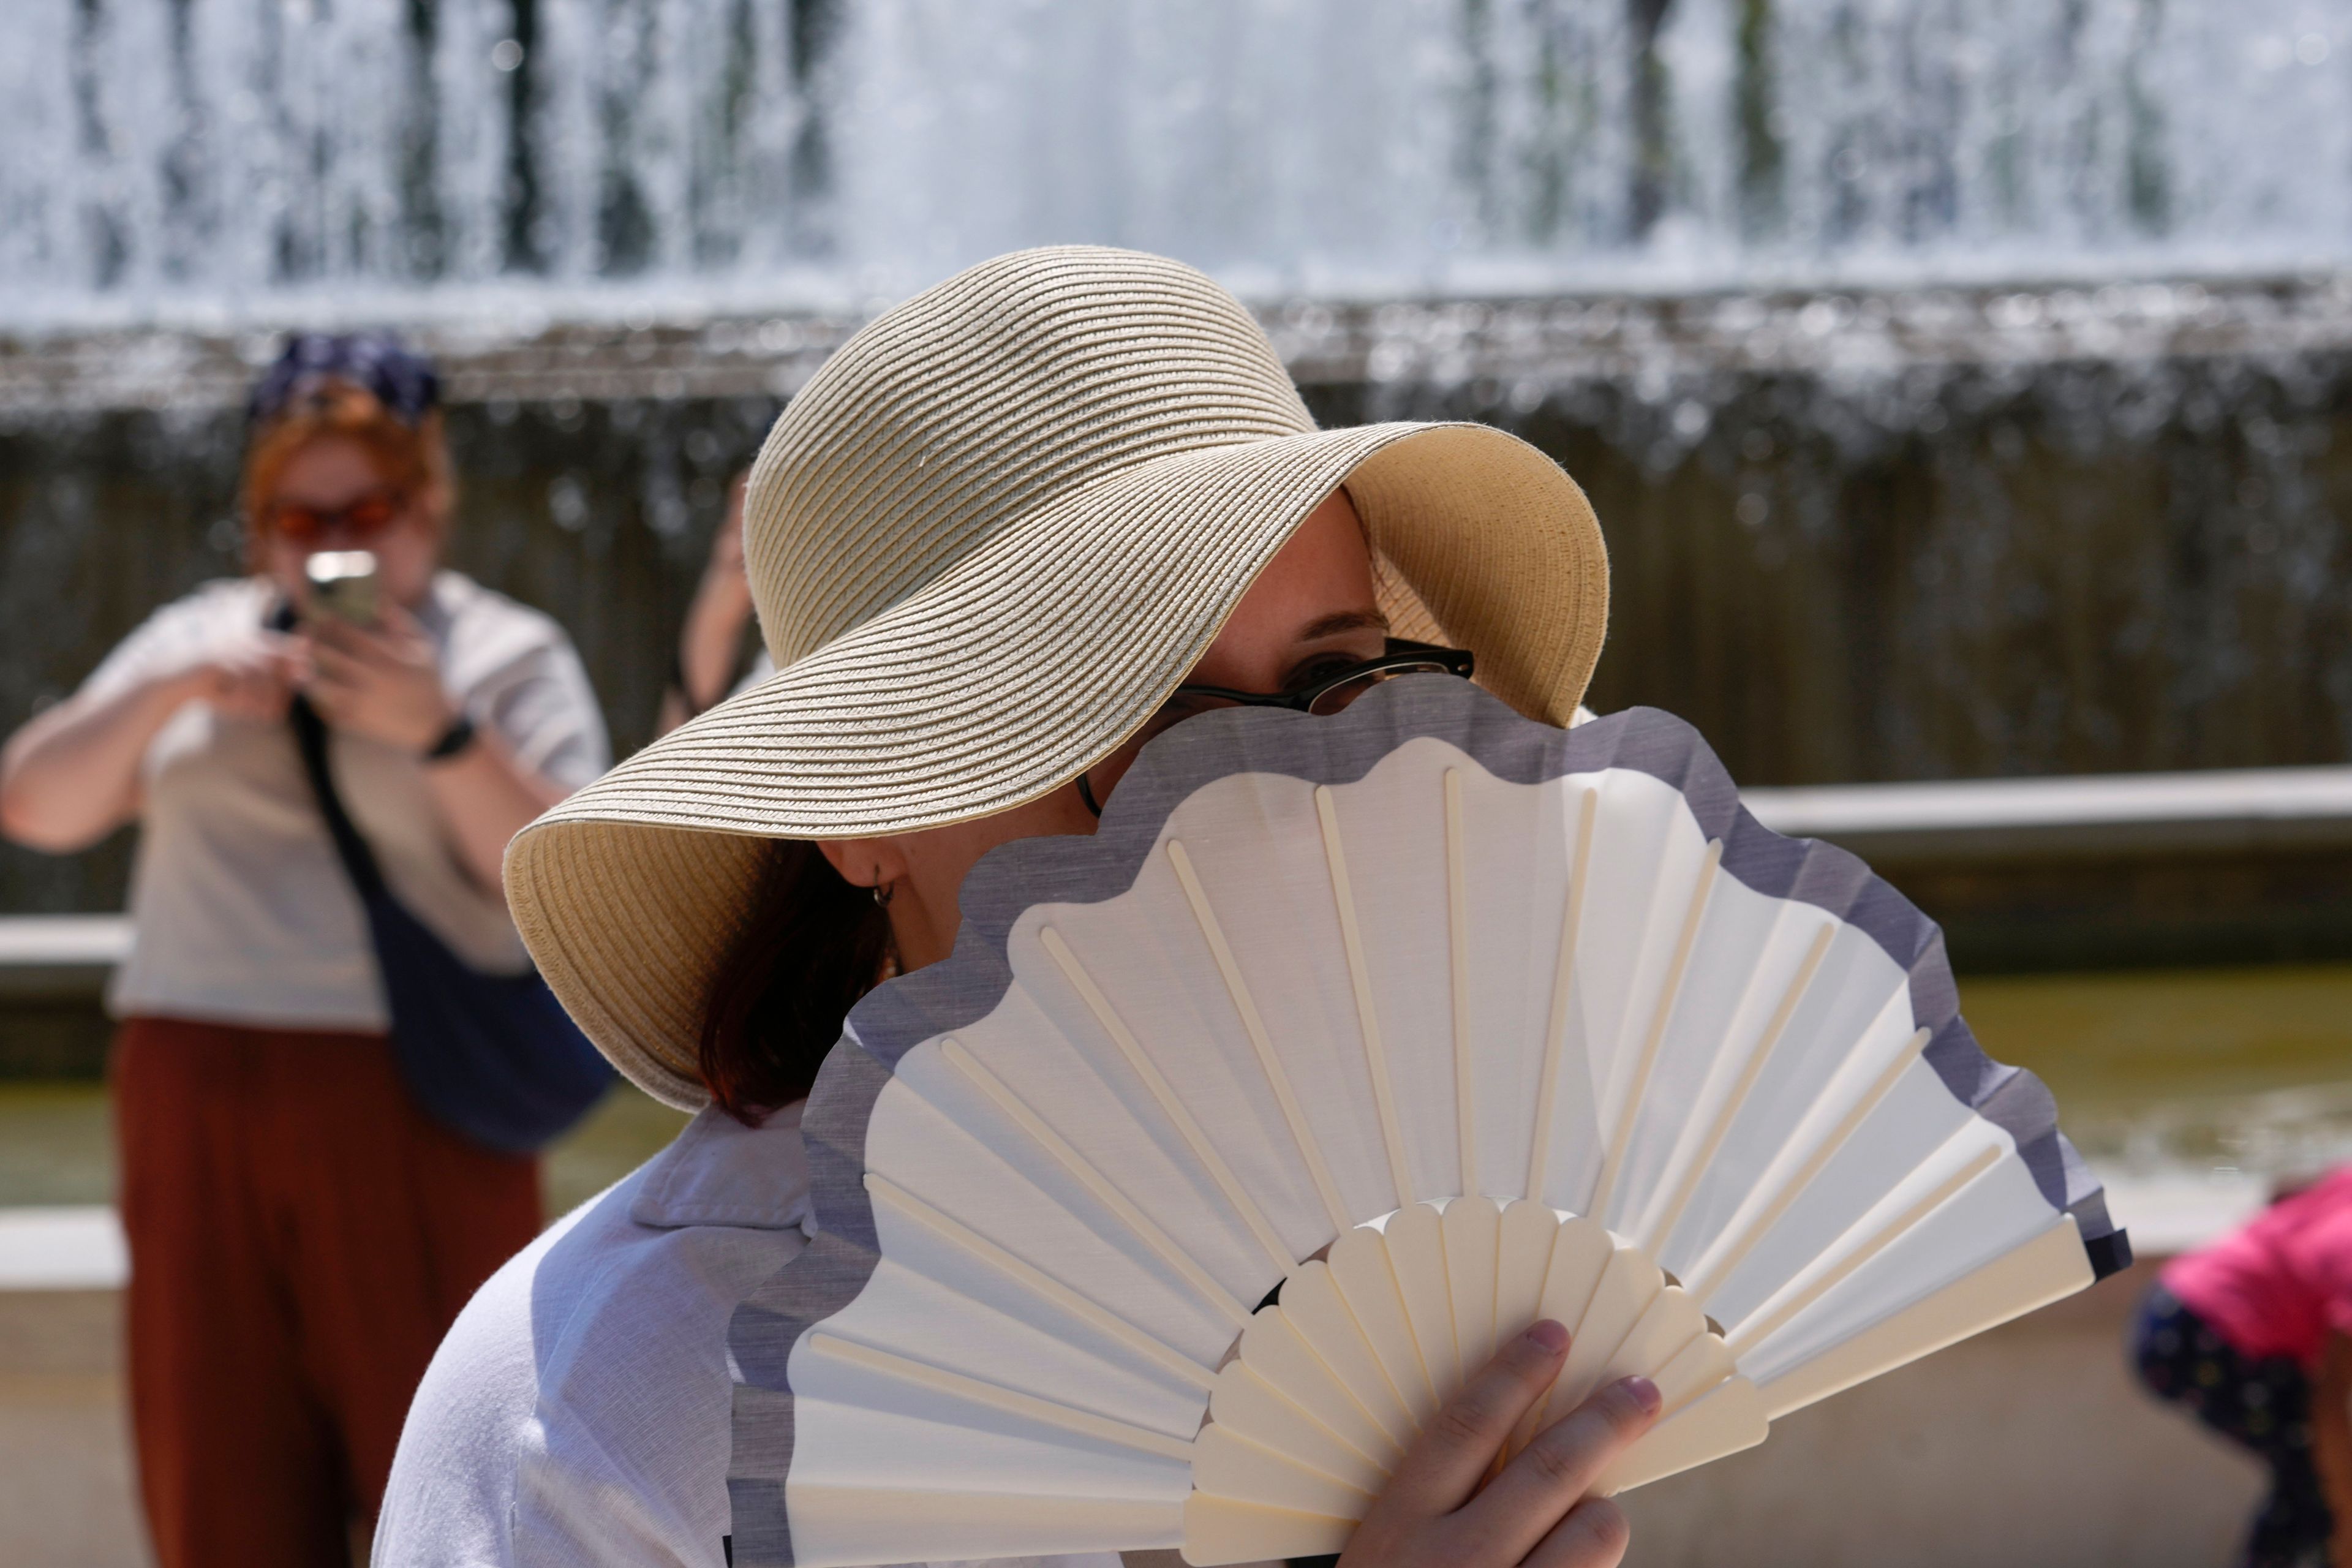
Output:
[628, 1101, 812, 1232]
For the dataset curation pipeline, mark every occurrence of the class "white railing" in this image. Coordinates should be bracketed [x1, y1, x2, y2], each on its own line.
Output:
[0, 914, 132, 998]
[1, 762, 2346, 985]
[1742, 763, 2352, 861]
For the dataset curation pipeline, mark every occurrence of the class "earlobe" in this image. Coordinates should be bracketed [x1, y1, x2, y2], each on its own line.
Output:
[815, 837, 909, 895]
[813, 839, 872, 887]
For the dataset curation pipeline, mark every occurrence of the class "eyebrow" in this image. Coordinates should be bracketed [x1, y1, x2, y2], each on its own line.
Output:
[1297, 609, 1391, 641]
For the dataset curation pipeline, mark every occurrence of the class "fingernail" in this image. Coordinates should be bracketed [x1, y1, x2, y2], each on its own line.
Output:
[1522, 1319, 1569, 1354]
[1621, 1376, 1662, 1416]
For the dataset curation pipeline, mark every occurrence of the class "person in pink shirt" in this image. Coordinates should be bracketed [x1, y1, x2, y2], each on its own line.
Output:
[2133, 1165, 2352, 1566]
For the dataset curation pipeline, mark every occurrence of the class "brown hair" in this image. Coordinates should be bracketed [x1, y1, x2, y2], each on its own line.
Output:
[698, 839, 894, 1123]
[240, 376, 455, 568]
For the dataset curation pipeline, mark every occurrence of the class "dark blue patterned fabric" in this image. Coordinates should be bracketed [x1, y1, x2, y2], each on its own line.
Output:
[248, 331, 441, 424]
[2133, 1283, 2332, 1568]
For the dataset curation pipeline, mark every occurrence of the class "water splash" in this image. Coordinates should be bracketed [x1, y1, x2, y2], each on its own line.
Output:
[9, 0, 2352, 330]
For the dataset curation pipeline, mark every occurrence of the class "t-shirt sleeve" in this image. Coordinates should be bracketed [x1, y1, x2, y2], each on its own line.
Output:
[459, 615, 612, 794]
[77, 583, 247, 706]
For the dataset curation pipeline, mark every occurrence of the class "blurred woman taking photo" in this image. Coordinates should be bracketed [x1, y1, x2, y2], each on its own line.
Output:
[0, 333, 609, 1568]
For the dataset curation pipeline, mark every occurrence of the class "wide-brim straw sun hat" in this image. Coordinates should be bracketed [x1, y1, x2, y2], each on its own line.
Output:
[506, 246, 1610, 1110]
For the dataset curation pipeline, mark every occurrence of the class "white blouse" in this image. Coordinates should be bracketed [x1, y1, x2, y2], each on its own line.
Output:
[374, 1101, 1121, 1568]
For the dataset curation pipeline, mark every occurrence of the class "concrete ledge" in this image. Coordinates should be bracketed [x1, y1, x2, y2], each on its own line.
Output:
[12, 273, 2352, 417]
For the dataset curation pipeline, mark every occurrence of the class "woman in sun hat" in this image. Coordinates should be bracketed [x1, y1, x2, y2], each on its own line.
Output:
[0, 333, 609, 1568]
[375, 246, 1644, 1568]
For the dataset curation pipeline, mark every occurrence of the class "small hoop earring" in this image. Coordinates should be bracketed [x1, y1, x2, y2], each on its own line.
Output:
[871, 881, 894, 909]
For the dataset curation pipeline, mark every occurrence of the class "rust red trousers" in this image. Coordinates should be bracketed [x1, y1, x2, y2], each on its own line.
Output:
[113, 1017, 540, 1568]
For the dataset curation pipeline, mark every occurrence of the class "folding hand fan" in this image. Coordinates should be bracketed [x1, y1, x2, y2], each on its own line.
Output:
[725, 678, 2128, 1568]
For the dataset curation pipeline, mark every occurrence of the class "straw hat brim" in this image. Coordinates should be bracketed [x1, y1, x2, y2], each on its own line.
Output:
[507, 420, 1607, 1109]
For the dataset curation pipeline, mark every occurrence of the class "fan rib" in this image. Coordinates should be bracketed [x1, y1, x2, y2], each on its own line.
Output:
[863, 1172, 1217, 1392]
[805, 1333, 1196, 1462]
[1632, 922, 1837, 1255]
[1491, 1200, 1566, 1468]
[1649, 1326, 1738, 1416]
[1166, 839, 1354, 1234]
[1208, 1361, 1388, 1485]
[1278, 1262, 1417, 1447]
[1678, 1025, 1932, 1303]
[1385, 1204, 1464, 1404]
[1588, 1374, 1770, 1497]
[941, 1038, 1251, 1325]
[791, 1485, 1185, 1566]
[1329, 1227, 1441, 1418]
[1753, 1213, 2090, 1420]
[1507, 1215, 1615, 1457]
[1495, 1199, 1563, 1338]
[1313, 786, 1415, 1209]
[1589, 840, 1725, 1224]
[1037, 928, 1295, 1273]
[1725, 1140, 2004, 1359]
[1443, 771, 1478, 1197]
[1238, 1306, 1406, 1465]
[1525, 788, 1599, 1200]
[1192, 1425, 1376, 1518]
[1600, 1286, 1708, 1394]
[1182, 1492, 1355, 1565]
[1441, 1193, 1501, 1387]
[1543, 1244, 1660, 1428]
[1317, 1241, 1420, 1438]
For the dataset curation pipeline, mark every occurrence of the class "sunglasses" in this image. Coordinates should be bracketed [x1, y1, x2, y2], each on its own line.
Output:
[265, 487, 409, 544]
[1078, 639, 1476, 815]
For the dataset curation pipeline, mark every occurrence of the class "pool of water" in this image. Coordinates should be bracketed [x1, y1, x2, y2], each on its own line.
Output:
[1961, 962, 2352, 1183]
[2, 962, 2343, 1218]
[0, 1074, 691, 1218]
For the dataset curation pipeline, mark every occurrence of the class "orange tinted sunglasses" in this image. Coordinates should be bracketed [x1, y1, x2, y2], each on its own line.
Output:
[266, 486, 407, 543]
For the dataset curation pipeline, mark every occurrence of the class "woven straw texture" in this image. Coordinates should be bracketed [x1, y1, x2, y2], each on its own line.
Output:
[505, 246, 1609, 1108]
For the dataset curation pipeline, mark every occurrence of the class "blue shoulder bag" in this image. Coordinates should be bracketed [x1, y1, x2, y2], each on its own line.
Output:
[288, 692, 613, 1154]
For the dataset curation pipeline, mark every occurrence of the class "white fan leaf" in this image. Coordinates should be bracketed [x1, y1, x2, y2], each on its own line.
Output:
[727, 683, 2125, 1568]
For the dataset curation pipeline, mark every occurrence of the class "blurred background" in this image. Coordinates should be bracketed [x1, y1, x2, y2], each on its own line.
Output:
[2, 1, 2349, 1564]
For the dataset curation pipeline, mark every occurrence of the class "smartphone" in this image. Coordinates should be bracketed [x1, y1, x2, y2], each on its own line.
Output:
[305, 550, 380, 625]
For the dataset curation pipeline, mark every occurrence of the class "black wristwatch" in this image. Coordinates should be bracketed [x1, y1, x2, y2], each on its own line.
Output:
[421, 712, 479, 763]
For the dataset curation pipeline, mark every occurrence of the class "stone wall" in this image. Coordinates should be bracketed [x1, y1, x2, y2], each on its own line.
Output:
[5, 281, 2350, 921]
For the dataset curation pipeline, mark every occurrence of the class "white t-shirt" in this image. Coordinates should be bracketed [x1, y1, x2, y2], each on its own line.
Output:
[84, 571, 609, 1031]
[375, 1103, 1120, 1568]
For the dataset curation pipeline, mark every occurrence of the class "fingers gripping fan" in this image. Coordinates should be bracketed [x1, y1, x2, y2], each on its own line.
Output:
[726, 680, 2127, 1567]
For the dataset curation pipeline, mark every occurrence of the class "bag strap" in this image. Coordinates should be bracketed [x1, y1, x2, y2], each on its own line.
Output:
[289, 692, 390, 900]
[271, 601, 389, 901]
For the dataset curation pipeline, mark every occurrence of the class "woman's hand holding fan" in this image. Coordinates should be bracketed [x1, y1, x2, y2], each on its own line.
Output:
[724, 678, 2128, 1567]
[1338, 1319, 1660, 1568]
